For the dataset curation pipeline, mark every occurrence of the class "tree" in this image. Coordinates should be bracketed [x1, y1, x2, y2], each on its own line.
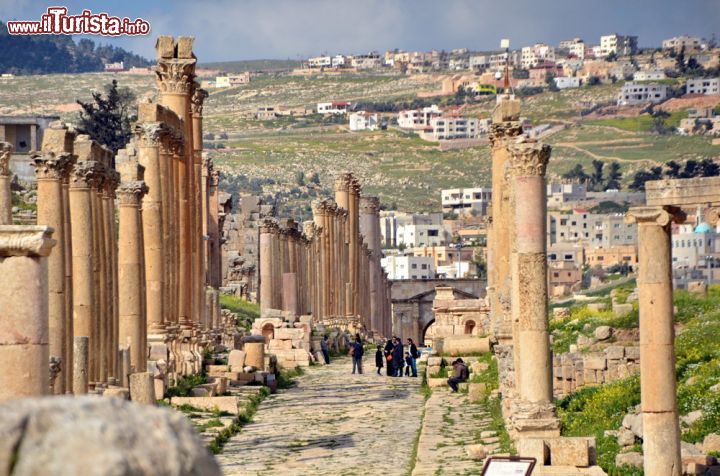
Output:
[676, 45, 686, 73]
[561, 163, 589, 183]
[681, 160, 700, 178]
[294, 171, 305, 186]
[546, 73, 559, 92]
[629, 166, 663, 191]
[76, 79, 136, 156]
[605, 162, 622, 190]
[700, 158, 720, 177]
[589, 160, 605, 191]
[665, 160, 682, 178]
[309, 172, 320, 185]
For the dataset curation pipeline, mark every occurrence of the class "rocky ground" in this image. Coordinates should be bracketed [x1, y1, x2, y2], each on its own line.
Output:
[217, 356, 425, 475]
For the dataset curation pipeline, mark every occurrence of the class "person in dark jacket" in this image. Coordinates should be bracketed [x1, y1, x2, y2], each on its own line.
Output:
[392, 338, 404, 377]
[404, 352, 412, 376]
[407, 338, 419, 377]
[351, 335, 364, 374]
[375, 345, 384, 375]
[384, 338, 395, 376]
[447, 358, 469, 392]
[320, 336, 330, 365]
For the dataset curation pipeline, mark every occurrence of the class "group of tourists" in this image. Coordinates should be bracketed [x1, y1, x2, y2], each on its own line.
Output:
[375, 336, 419, 377]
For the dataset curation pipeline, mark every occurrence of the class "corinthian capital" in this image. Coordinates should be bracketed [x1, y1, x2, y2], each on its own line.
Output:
[155, 58, 197, 94]
[359, 196, 380, 215]
[625, 205, 686, 227]
[31, 151, 74, 180]
[0, 142, 13, 176]
[259, 218, 279, 235]
[334, 172, 354, 192]
[489, 121, 523, 148]
[70, 160, 102, 189]
[117, 180, 149, 205]
[191, 86, 208, 115]
[508, 140, 551, 177]
[135, 122, 165, 148]
[0, 225, 56, 257]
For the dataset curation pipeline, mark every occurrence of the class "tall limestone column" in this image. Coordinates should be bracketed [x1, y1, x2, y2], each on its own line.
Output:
[348, 177, 361, 317]
[136, 122, 165, 334]
[69, 154, 100, 394]
[208, 168, 221, 288]
[103, 169, 120, 383]
[61, 159, 74, 391]
[626, 206, 683, 476]
[0, 226, 55, 401]
[259, 219, 279, 313]
[191, 86, 208, 328]
[359, 196, 381, 333]
[117, 174, 148, 374]
[312, 201, 328, 320]
[32, 146, 73, 394]
[508, 137, 559, 438]
[155, 36, 196, 329]
[0, 142, 12, 225]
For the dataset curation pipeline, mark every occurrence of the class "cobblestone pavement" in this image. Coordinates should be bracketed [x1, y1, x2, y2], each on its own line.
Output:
[217, 356, 425, 475]
[412, 390, 497, 476]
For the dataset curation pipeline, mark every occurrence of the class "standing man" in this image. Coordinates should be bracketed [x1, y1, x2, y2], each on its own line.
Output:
[320, 335, 330, 365]
[407, 338, 419, 377]
[351, 335, 364, 374]
[392, 337, 404, 377]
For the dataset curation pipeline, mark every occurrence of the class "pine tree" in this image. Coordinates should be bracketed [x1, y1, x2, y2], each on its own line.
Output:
[605, 162, 622, 190]
[76, 80, 136, 157]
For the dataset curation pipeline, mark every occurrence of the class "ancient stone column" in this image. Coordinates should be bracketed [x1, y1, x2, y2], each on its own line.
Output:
[156, 36, 196, 329]
[626, 206, 683, 476]
[282, 272, 299, 317]
[507, 137, 559, 438]
[32, 148, 73, 394]
[208, 169, 221, 288]
[191, 86, 208, 328]
[259, 219, 278, 313]
[62, 169, 74, 391]
[136, 123, 165, 334]
[118, 179, 148, 374]
[359, 196, 381, 332]
[69, 153, 100, 390]
[0, 143, 12, 225]
[0, 225, 55, 401]
[103, 169, 119, 383]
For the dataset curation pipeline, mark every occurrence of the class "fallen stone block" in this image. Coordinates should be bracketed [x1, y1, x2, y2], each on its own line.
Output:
[465, 444, 487, 460]
[468, 383, 486, 402]
[518, 438, 548, 466]
[548, 437, 590, 467]
[228, 350, 246, 370]
[103, 387, 130, 400]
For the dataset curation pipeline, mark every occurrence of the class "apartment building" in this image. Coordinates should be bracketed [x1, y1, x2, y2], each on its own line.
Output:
[686, 78, 720, 96]
[520, 43, 556, 69]
[662, 35, 705, 52]
[671, 221, 719, 269]
[586, 245, 638, 269]
[633, 69, 667, 81]
[348, 111, 379, 131]
[599, 34, 638, 57]
[350, 53, 382, 69]
[442, 187, 492, 216]
[617, 82, 670, 106]
[559, 38, 587, 59]
[410, 245, 474, 271]
[420, 116, 480, 141]
[547, 209, 636, 247]
[397, 105, 443, 130]
[553, 76, 582, 89]
[379, 211, 449, 248]
[381, 255, 435, 280]
[308, 56, 332, 68]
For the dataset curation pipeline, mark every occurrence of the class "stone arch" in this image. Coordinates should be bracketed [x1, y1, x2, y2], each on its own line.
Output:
[421, 319, 436, 346]
[464, 320, 476, 335]
[261, 323, 275, 343]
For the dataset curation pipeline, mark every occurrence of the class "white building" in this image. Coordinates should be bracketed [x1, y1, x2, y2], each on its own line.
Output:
[381, 255, 435, 280]
[317, 101, 350, 114]
[215, 73, 251, 88]
[308, 56, 332, 68]
[633, 70, 667, 81]
[442, 187, 492, 216]
[686, 78, 720, 96]
[420, 116, 480, 141]
[663, 35, 704, 52]
[350, 53, 382, 69]
[599, 34, 638, 57]
[379, 211, 448, 248]
[348, 111, 379, 131]
[547, 183, 587, 206]
[559, 39, 586, 59]
[469, 55, 490, 70]
[553, 76, 582, 89]
[521, 43, 556, 68]
[617, 82, 670, 106]
[397, 105, 442, 130]
[331, 55, 346, 68]
[672, 221, 718, 269]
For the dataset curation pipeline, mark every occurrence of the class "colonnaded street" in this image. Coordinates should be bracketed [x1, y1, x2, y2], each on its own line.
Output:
[217, 357, 499, 476]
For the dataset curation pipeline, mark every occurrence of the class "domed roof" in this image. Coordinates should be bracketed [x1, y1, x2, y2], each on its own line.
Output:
[694, 222, 713, 234]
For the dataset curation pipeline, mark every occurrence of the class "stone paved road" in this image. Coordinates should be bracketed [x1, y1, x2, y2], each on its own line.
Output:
[217, 356, 425, 476]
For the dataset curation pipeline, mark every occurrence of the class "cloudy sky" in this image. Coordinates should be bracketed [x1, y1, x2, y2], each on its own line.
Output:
[2, 0, 719, 62]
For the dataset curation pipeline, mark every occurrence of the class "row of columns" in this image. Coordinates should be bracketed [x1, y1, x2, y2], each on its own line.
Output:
[0, 35, 228, 402]
[258, 174, 392, 336]
[486, 95, 685, 474]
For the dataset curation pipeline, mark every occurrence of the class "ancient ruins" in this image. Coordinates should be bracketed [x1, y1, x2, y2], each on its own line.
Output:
[0, 36, 230, 401]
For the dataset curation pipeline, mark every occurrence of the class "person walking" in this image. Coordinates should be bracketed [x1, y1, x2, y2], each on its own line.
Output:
[392, 337, 404, 377]
[447, 358, 469, 392]
[375, 345, 384, 375]
[407, 338, 419, 377]
[320, 335, 330, 365]
[351, 335, 364, 374]
[384, 337, 395, 376]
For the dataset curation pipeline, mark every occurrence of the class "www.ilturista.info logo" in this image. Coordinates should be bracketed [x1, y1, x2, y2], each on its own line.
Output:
[6, 7, 151, 36]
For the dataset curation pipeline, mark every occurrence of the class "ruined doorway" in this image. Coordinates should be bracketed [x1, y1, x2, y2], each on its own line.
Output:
[464, 320, 476, 335]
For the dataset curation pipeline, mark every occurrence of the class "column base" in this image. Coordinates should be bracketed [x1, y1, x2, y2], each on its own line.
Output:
[510, 400, 560, 439]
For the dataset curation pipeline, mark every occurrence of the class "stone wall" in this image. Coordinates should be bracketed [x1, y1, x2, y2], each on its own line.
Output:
[553, 345, 640, 398]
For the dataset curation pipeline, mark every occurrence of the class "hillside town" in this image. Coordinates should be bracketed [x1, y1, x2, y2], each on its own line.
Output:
[1, 6, 720, 476]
